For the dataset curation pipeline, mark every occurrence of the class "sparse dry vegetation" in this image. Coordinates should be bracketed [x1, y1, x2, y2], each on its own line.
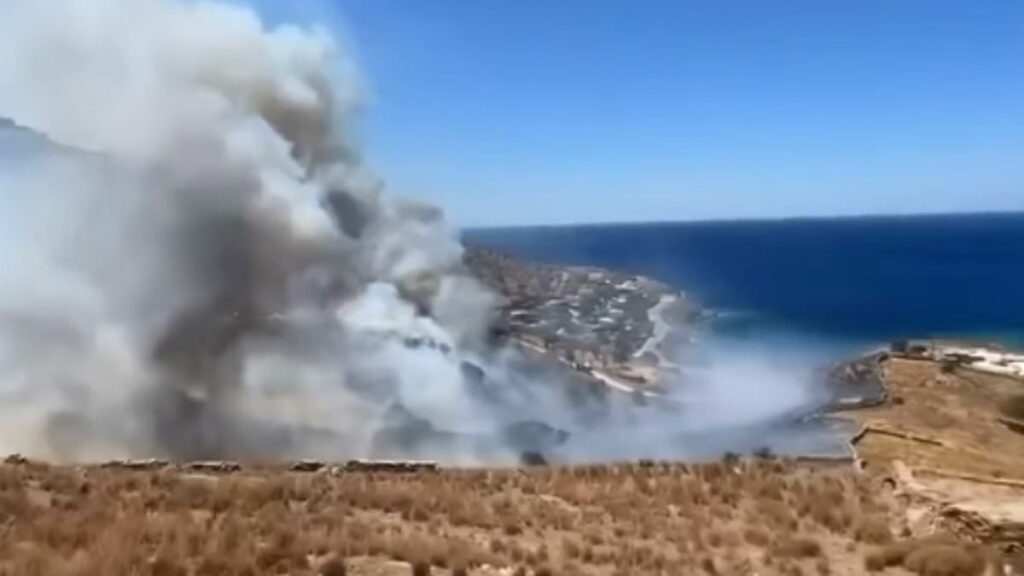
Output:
[0, 457, 941, 575]
[853, 514, 894, 545]
[772, 536, 823, 559]
[864, 535, 992, 576]
[320, 557, 348, 576]
[1000, 394, 1024, 421]
[905, 544, 986, 576]
[836, 354, 1024, 576]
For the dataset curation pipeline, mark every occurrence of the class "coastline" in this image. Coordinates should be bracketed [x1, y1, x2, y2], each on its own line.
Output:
[463, 245, 706, 394]
[635, 293, 683, 371]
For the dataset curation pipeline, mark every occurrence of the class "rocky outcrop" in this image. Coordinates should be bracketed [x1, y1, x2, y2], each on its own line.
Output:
[101, 459, 170, 471]
[342, 460, 439, 473]
[183, 460, 242, 473]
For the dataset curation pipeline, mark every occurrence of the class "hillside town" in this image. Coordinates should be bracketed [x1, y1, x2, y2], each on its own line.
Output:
[464, 247, 705, 389]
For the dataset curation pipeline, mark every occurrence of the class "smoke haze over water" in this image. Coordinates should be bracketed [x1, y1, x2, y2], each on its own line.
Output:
[0, 0, 840, 465]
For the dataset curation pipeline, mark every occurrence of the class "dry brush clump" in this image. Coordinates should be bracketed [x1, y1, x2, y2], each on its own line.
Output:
[1000, 394, 1024, 421]
[853, 514, 894, 545]
[318, 557, 347, 576]
[772, 536, 823, 559]
[864, 534, 995, 576]
[0, 458, 918, 576]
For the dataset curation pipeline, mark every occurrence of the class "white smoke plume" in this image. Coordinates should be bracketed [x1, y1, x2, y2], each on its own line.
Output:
[0, 0, 848, 466]
[0, 0, 508, 463]
[558, 336, 846, 463]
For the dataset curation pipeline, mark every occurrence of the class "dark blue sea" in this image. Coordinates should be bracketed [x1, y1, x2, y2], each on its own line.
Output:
[464, 213, 1024, 350]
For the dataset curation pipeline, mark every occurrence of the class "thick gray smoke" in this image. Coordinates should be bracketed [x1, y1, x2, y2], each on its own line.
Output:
[0, 0, 506, 463]
[0, 0, 845, 465]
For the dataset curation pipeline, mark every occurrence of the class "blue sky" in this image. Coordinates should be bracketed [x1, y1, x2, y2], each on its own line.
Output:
[257, 0, 1024, 227]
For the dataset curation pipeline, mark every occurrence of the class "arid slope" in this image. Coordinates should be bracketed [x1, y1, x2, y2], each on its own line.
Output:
[0, 455, 1012, 576]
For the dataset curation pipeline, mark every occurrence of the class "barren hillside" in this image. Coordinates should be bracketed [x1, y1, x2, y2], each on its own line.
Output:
[2, 452, 1020, 576]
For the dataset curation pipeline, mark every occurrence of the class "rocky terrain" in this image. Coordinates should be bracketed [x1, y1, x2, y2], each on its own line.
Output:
[834, 344, 1024, 555]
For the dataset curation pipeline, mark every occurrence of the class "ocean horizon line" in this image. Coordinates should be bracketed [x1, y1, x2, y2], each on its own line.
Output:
[462, 209, 1024, 233]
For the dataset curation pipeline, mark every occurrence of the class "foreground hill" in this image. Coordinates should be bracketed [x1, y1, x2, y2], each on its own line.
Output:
[0, 457, 967, 576]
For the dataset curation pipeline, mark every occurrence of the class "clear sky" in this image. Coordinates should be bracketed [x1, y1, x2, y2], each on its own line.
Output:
[257, 0, 1024, 227]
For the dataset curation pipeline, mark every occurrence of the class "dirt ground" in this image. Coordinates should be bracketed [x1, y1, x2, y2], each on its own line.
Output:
[836, 355, 1024, 561]
[847, 357, 1024, 479]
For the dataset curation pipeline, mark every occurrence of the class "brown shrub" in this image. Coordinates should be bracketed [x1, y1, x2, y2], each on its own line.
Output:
[508, 543, 527, 563]
[320, 557, 347, 576]
[743, 527, 771, 547]
[778, 561, 805, 576]
[864, 551, 886, 572]
[194, 557, 234, 576]
[489, 538, 508, 555]
[822, 508, 853, 533]
[854, 514, 894, 545]
[773, 536, 822, 558]
[579, 544, 595, 564]
[709, 503, 733, 521]
[0, 466, 24, 491]
[412, 560, 432, 576]
[904, 544, 985, 576]
[864, 536, 963, 573]
[148, 556, 188, 576]
[0, 492, 30, 522]
[1001, 394, 1024, 420]
[759, 500, 799, 532]
[256, 542, 307, 572]
[720, 529, 743, 548]
[561, 537, 581, 559]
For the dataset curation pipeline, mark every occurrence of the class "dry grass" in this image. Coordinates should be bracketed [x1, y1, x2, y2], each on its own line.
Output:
[0, 457, 954, 576]
[1000, 394, 1024, 421]
[864, 535, 993, 576]
[844, 357, 1024, 480]
[853, 514, 894, 545]
[905, 544, 986, 576]
[319, 558, 347, 576]
[772, 536, 822, 559]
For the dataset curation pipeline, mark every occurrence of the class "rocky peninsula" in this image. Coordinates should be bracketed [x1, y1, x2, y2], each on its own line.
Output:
[463, 246, 705, 394]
